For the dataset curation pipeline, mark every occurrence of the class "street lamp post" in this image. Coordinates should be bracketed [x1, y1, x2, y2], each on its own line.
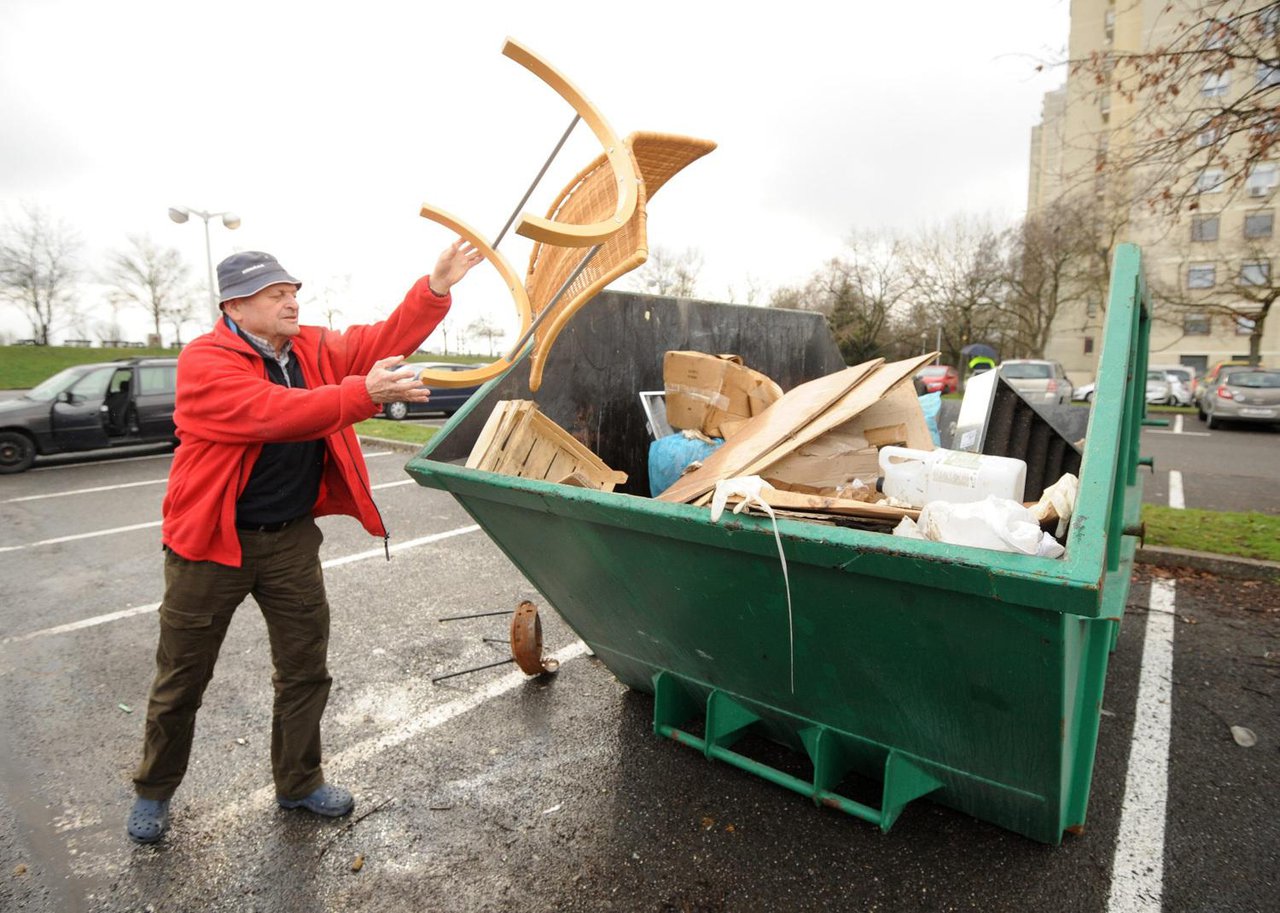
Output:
[168, 206, 241, 324]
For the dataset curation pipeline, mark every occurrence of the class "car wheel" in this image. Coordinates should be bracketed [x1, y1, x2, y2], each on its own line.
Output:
[1205, 409, 1218, 430]
[0, 430, 37, 474]
[385, 401, 409, 421]
[1197, 403, 1206, 421]
[1084, 390, 1093, 403]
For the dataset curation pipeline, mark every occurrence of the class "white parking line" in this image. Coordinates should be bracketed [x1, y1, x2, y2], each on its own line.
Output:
[30, 451, 174, 471]
[0, 520, 163, 553]
[1168, 471, 1185, 510]
[1106, 578, 1175, 913]
[213, 639, 591, 826]
[1174, 414, 1183, 434]
[3, 478, 168, 503]
[371, 479, 415, 491]
[0, 523, 482, 645]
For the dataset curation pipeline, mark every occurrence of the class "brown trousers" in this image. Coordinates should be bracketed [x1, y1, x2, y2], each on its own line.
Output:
[133, 517, 331, 802]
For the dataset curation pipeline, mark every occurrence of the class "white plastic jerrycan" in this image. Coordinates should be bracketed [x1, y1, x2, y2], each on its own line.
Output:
[878, 446, 1027, 509]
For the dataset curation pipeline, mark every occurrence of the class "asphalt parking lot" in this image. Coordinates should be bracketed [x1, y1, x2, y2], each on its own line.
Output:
[0, 438, 1276, 913]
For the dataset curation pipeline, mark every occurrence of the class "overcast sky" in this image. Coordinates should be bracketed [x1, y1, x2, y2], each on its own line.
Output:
[0, 0, 1069, 346]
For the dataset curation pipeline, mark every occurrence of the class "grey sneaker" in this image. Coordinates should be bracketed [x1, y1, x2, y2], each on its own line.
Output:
[277, 783, 354, 817]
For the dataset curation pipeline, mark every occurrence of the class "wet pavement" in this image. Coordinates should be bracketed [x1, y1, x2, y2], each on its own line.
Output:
[0, 447, 1276, 912]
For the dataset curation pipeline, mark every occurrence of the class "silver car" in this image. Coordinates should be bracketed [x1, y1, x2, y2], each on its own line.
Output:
[1200, 370, 1280, 429]
[998, 359, 1075, 405]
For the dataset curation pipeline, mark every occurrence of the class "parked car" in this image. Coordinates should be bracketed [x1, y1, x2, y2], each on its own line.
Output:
[1145, 370, 1173, 405]
[0, 357, 178, 474]
[379, 362, 484, 420]
[1073, 381, 1096, 402]
[997, 359, 1075, 405]
[1199, 369, 1280, 429]
[913, 364, 960, 394]
[1149, 364, 1194, 406]
[1195, 362, 1269, 417]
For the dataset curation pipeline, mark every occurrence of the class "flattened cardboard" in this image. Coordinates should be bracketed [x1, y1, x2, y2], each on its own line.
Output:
[760, 384, 933, 494]
[656, 360, 883, 505]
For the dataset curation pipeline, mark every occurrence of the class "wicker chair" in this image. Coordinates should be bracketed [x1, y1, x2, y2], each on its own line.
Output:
[417, 131, 714, 391]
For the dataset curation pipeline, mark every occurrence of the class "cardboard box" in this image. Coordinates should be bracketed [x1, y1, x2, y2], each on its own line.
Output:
[663, 351, 783, 439]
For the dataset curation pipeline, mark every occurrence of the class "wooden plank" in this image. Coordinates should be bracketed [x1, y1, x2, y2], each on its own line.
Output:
[727, 488, 920, 521]
[466, 400, 513, 470]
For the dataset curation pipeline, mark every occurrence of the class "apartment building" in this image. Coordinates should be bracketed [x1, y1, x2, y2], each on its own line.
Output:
[1029, 0, 1279, 382]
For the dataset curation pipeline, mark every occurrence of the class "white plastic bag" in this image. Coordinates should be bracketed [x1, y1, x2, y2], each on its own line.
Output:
[895, 495, 1065, 558]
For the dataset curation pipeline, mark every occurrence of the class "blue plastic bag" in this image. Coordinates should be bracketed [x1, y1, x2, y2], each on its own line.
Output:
[648, 432, 724, 496]
[918, 392, 942, 446]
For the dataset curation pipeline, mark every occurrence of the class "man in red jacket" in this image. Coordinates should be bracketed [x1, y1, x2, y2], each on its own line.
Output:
[126, 240, 482, 844]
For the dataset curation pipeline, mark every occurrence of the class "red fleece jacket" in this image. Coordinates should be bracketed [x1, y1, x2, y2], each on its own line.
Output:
[162, 276, 449, 566]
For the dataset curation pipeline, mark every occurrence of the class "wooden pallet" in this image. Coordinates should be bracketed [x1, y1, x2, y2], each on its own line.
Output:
[465, 400, 628, 492]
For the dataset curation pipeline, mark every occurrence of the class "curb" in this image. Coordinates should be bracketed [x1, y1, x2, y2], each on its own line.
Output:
[1136, 545, 1280, 582]
[356, 435, 428, 455]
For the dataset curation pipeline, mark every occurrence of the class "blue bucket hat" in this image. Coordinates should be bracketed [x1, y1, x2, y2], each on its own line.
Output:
[216, 251, 302, 304]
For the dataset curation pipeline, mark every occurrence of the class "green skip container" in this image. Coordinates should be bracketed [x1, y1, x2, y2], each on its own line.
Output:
[405, 244, 1154, 844]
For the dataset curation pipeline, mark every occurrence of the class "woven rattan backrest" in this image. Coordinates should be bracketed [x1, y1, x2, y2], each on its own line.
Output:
[523, 132, 716, 390]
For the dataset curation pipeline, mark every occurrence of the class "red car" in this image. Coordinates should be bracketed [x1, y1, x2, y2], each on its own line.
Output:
[914, 364, 959, 394]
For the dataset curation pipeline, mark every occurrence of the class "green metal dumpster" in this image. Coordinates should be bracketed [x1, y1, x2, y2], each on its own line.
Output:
[405, 244, 1154, 844]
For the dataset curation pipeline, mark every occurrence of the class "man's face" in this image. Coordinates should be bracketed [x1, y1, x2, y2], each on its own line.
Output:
[224, 283, 300, 350]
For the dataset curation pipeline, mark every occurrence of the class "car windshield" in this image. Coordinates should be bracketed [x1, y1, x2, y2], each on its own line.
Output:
[1229, 371, 1280, 388]
[1146, 371, 1167, 383]
[1001, 363, 1052, 379]
[920, 367, 948, 377]
[25, 366, 90, 402]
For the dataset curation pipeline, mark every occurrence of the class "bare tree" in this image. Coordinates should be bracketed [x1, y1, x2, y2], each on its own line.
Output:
[630, 245, 703, 297]
[465, 314, 505, 357]
[0, 204, 83, 345]
[1000, 197, 1112, 358]
[103, 235, 193, 345]
[772, 232, 914, 364]
[1152, 234, 1277, 364]
[725, 272, 765, 306]
[905, 216, 1010, 366]
[1073, 1, 1280, 212]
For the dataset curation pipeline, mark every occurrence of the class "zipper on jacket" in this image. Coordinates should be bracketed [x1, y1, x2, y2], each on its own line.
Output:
[318, 328, 393, 560]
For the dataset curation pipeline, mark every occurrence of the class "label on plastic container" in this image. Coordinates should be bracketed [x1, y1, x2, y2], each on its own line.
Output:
[930, 450, 982, 489]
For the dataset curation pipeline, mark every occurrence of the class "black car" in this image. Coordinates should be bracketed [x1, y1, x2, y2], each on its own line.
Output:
[0, 357, 178, 473]
[379, 362, 484, 420]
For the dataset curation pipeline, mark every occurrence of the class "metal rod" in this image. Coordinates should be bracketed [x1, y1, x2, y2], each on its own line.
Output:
[431, 657, 515, 683]
[437, 610, 515, 623]
[482, 637, 511, 644]
[503, 244, 602, 361]
[493, 114, 581, 249]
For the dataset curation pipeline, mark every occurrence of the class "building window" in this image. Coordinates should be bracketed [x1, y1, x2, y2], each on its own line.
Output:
[1259, 62, 1280, 88]
[1099, 92, 1111, 122]
[1191, 215, 1219, 241]
[1187, 264, 1216, 288]
[1086, 298, 1100, 318]
[1244, 210, 1274, 239]
[1236, 316, 1257, 336]
[1196, 169, 1227, 193]
[1202, 71, 1231, 97]
[1196, 117, 1220, 147]
[1184, 313, 1211, 335]
[1246, 163, 1278, 198]
[1104, 10, 1115, 41]
[1084, 336, 1095, 355]
[1238, 259, 1271, 286]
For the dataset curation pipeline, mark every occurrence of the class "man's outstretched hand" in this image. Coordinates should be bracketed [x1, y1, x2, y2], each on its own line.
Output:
[428, 239, 484, 297]
[365, 356, 431, 405]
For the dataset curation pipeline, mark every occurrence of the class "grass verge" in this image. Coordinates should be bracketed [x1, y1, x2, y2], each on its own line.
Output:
[354, 419, 438, 446]
[1142, 505, 1280, 562]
